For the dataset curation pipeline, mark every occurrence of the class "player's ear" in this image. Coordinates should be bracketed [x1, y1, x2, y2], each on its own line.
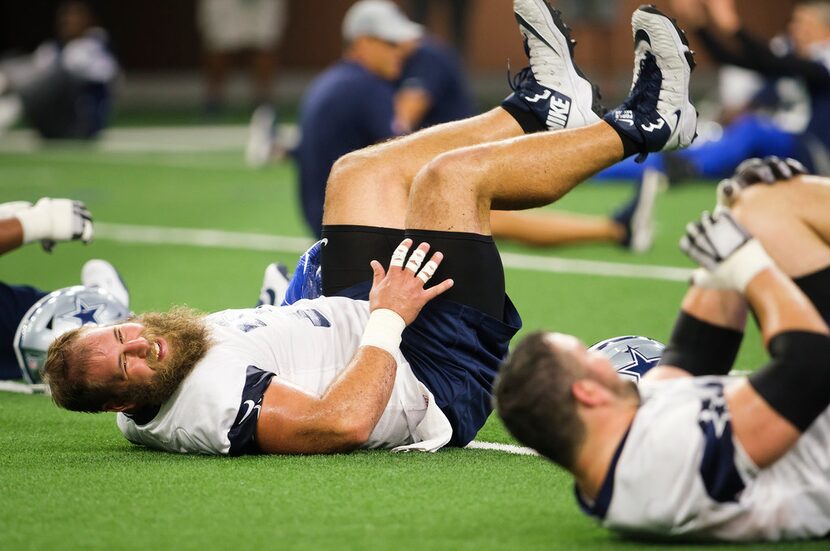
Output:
[103, 400, 138, 413]
[571, 379, 611, 407]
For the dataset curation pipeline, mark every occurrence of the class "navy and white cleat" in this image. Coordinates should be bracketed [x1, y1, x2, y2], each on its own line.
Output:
[603, 5, 697, 161]
[257, 262, 290, 307]
[504, 0, 604, 131]
[81, 259, 130, 308]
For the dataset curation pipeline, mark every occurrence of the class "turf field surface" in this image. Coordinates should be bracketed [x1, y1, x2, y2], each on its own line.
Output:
[0, 131, 822, 550]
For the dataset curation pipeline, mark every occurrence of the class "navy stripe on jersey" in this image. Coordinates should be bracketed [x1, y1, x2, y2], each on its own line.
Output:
[123, 404, 160, 426]
[228, 365, 275, 456]
[697, 381, 746, 502]
[575, 428, 631, 520]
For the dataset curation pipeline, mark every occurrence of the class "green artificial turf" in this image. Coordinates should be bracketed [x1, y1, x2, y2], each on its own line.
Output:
[0, 145, 822, 550]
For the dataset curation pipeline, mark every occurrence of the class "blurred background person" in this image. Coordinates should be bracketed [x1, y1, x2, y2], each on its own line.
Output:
[0, 0, 117, 139]
[291, 0, 420, 237]
[395, 34, 475, 133]
[598, 0, 830, 182]
[197, 0, 288, 114]
[408, 0, 470, 54]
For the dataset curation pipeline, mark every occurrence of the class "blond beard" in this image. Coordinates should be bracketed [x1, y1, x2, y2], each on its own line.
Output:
[121, 306, 212, 406]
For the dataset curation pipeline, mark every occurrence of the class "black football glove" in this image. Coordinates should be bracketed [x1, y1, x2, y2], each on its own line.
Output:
[717, 156, 808, 207]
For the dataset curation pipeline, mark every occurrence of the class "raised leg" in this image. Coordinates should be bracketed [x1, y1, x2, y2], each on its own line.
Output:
[323, 0, 607, 230]
[407, 5, 697, 234]
[405, 122, 624, 233]
[322, 108, 523, 229]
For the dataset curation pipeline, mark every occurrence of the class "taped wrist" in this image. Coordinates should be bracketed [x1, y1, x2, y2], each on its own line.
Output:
[359, 309, 406, 356]
[749, 331, 830, 432]
[659, 311, 743, 376]
[14, 205, 51, 244]
[716, 239, 774, 292]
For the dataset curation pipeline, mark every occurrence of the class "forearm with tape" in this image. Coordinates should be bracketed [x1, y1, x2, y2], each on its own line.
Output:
[359, 309, 406, 356]
[749, 331, 830, 432]
[717, 239, 775, 293]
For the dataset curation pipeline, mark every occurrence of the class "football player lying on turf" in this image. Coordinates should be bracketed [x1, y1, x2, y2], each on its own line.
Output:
[495, 163, 830, 541]
[42, 1, 698, 455]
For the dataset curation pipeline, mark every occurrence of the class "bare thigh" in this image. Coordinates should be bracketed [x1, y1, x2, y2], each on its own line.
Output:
[322, 108, 523, 229]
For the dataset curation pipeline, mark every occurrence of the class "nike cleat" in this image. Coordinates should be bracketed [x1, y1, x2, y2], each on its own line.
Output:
[603, 5, 697, 161]
[245, 104, 277, 168]
[81, 259, 130, 308]
[503, 0, 604, 131]
[257, 262, 290, 307]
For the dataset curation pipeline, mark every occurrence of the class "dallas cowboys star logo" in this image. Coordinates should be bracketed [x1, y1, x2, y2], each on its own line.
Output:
[67, 298, 102, 325]
[616, 346, 661, 383]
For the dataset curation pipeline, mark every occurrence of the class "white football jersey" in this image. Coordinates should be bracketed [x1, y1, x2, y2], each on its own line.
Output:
[116, 297, 451, 455]
[583, 376, 830, 541]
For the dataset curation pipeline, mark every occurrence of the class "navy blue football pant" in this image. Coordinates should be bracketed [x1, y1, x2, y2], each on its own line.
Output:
[0, 283, 47, 379]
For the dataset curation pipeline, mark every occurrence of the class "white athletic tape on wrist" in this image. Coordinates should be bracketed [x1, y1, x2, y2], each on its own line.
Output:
[715, 239, 774, 292]
[359, 308, 406, 356]
[417, 260, 438, 284]
[690, 267, 734, 290]
[15, 203, 52, 244]
[390, 242, 410, 268]
[405, 248, 426, 273]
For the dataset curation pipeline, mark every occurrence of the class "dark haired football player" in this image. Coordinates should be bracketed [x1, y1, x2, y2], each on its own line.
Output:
[496, 164, 830, 541]
[43, 1, 697, 455]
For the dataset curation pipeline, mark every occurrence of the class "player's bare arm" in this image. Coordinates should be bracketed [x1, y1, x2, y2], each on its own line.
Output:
[680, 207, 830, 468]
[646, 157, 812, 383]
[255, 240, 453, 454]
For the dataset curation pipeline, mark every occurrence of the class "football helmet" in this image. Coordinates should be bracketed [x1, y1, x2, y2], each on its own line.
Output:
[589, 335, 664, 383]
[13, 285, 131, 384]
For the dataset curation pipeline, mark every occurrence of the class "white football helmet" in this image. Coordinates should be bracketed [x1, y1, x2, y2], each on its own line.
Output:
[589, 335, 664, 384]
[13, 285, 131, 384]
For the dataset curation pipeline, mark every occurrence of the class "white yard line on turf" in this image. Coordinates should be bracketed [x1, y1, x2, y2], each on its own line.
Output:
[0, 126, 250, 154]
[96, 222, 692, 282]
[465, 441, 540, 456]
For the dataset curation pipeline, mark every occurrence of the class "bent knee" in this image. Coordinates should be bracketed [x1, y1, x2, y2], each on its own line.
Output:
[414, 146, 491, 193]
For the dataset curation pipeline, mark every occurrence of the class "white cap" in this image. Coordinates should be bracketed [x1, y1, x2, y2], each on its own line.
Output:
[342, 0, 423, 44]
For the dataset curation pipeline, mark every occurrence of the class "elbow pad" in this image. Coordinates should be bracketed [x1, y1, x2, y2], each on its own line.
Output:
[749, 331, 830, 432]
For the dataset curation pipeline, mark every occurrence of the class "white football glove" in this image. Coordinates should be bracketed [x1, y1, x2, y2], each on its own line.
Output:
[716, 156, 808, 208]
[680, 210, 774, 292]
[14, 198, 94, 252]
[0, 201, 34, 219]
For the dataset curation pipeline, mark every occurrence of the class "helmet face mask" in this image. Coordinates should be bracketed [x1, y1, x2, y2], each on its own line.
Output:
[588, 335, 665, 384]
[13, 286, 131, 384]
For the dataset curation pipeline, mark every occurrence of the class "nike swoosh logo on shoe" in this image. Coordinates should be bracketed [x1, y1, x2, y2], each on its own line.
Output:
[634, 29, 651, 48]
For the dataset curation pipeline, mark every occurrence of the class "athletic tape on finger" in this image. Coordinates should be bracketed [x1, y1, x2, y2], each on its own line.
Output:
[417, 260, 438, 284]
[390, 242, 410, 268]
[405, 248, 427, 273]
